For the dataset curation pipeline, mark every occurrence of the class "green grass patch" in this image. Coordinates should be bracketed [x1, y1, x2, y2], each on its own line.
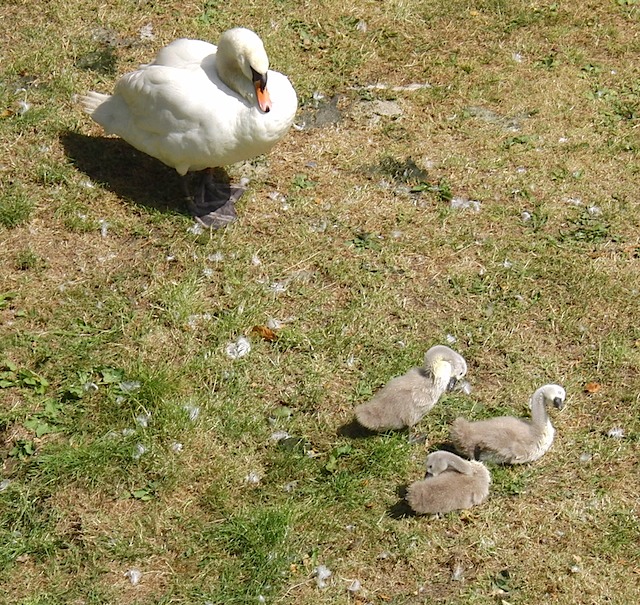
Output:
[0, 184, 34, 228]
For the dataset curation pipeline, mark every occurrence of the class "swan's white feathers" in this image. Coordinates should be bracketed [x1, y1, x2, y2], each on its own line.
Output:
[150, 39, 218, 69]
[81, 28, 297, 177]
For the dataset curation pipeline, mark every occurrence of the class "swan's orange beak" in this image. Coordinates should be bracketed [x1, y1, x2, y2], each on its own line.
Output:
[254, 81, 272, 113]
[252, 69, 272, 113]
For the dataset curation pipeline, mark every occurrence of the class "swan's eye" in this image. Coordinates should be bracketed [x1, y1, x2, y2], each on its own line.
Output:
[251, 67, 267, 91]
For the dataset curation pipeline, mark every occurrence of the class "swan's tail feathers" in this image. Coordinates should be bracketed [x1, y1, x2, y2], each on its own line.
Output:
[80, 91, 110, 116]
[354, 404, 382, 431]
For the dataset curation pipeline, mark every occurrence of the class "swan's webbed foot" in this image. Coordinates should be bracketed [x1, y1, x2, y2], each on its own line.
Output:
[184, 169, 245, 229]
[408, 431, 427, 446]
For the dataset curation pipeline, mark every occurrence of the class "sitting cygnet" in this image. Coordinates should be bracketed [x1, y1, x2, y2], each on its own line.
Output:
[354, 345, 468, 431]
[449, 383, 566, 464]
[406, 450, 491, 515]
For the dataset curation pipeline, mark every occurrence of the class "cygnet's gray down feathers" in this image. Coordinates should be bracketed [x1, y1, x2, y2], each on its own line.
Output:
[449, 384, 566, 464]
[406, 451, 490, 514]
[354, 345, 467, 431]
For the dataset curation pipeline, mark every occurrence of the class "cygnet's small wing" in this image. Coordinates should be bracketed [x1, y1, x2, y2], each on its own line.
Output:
[451, 416, 542, 464]
[406, 464, 490, 514]
[354, 368, 431, 430]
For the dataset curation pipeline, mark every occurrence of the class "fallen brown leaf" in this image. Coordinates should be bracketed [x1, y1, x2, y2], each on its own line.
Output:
[584, 382, 601, 394]
[251, 325, 278, 342]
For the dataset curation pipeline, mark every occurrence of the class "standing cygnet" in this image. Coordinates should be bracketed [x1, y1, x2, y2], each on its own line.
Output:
[354, 345, 468, 432]
[449, 384, 566, 464]
[406, 451, 491, 515]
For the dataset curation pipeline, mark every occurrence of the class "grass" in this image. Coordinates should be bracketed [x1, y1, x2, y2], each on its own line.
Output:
[1, 0, 639, 603]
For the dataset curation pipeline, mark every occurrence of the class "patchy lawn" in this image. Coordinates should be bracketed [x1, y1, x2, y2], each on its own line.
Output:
[1, 1, 639, 603]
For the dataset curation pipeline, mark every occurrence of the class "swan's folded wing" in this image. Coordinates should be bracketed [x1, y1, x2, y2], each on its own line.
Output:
[115, 66, 210, 135]
[151, 39, 217, 68]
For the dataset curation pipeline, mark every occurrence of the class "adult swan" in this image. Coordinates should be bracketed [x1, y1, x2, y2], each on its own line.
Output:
[81, 27, 298, 227]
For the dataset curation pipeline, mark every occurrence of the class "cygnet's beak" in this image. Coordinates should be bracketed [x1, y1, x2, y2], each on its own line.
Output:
[447, 376, 460, 392]
[424, 471, 434, 479]
[553, 396, 565, 410]
[252, 68, 272, 113]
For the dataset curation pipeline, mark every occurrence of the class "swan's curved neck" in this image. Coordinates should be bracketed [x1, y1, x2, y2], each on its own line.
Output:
[215, 40, 256, 103]
[530, 389, 550, 427]
[216, 51, 254, 103]
[442, 452, 473, 475]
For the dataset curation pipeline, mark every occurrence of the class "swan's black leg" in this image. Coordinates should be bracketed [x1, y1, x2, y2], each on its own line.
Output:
[184, 168, 245, 228]
[407, 427, 427, 445]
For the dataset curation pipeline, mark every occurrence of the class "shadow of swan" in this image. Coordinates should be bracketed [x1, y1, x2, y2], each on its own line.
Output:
[60, 130, 189, 215]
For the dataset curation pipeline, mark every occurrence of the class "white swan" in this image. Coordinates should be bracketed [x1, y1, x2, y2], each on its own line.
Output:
[81, 27, 298, 227]
[354, 345, 468, 432]
[449, 384, 566, 464]
[406, 451, 491, 514]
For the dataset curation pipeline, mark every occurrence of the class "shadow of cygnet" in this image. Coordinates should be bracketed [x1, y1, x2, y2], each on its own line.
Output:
[387, 484, 417, 520]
